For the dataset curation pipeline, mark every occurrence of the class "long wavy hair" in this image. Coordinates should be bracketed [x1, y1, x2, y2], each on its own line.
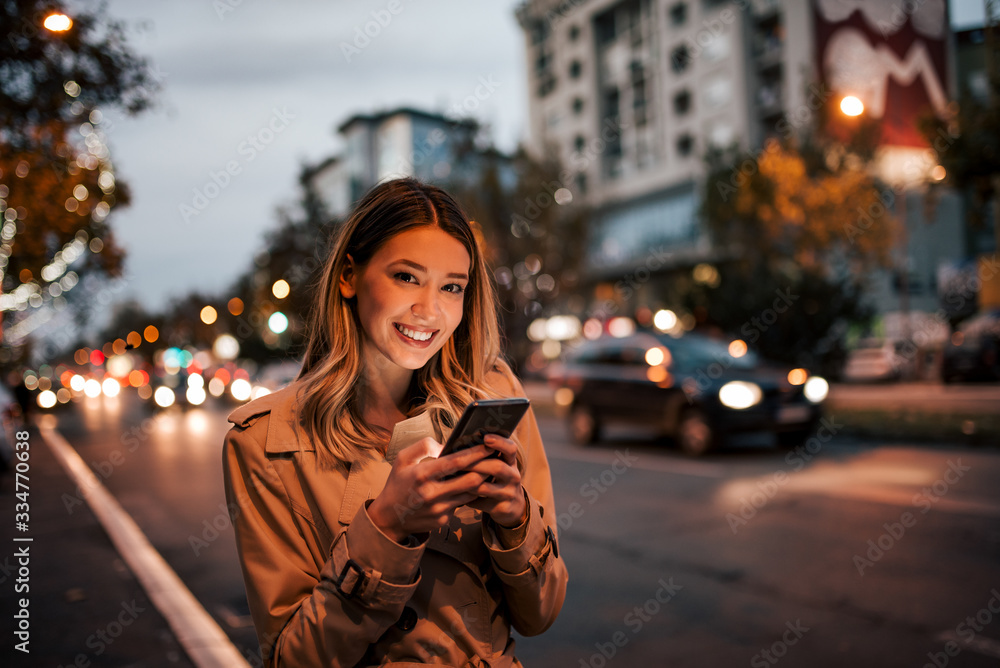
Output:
[297, 178, 504, 467]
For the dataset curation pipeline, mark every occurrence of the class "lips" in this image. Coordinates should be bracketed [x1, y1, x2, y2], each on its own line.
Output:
[394, 322, 437, 342]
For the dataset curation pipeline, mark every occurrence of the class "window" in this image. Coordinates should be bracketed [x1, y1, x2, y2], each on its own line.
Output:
[670, 45, 690, 73]
[572, 97, 584, 115]
[575, 172, 588, 194]
[574, 135, 586, 153]
[569, 60, 582, 79]
[676, 133, 693, 157]
[669, 2, 687, 26]
[673, 90, 691, 115]
[569, 24, 580, 41]
[633, 80, 648, 126]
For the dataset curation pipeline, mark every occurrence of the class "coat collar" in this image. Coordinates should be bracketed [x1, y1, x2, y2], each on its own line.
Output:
[228, 382, 439, 457]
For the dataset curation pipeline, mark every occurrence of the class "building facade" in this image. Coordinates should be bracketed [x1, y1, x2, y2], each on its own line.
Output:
[515, 0, 969, 339]
[307, 107, 478, 220]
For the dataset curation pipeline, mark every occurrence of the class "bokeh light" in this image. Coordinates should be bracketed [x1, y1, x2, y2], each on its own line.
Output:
[228, 298, 244, 316]
[144, 325, 159, 343]
[787, 368, 808, 386]
[37, 390, 57, 409]
[200, 306, 218, 325]
[230, 378, 252, 402]
[43, 13, 72, 31]
[840, 95, 864, 117]
[268, 311, 289, 334]
[654, 309, 678, 332]
[272, 279, 290, 299]
[645, 347, 666, 366]
[154, 386, 176, 408]
[102, 378, 121, 397]
[728, 340, 748, 358]
[213, 334, 240, 360]
[84, 379, 102, 398]
[608, 317, 635, 338]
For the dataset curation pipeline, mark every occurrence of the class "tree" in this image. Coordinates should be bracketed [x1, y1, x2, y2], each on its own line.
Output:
[1, 0, 158, 358]
[696, 113, 897, 373]
[444, 145, 589, 370]
[920, 4, 1000, 256]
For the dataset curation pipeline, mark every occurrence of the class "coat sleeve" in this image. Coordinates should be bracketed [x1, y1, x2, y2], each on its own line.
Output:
[222, 419, 426, 667]
[480, 364, 568, 636]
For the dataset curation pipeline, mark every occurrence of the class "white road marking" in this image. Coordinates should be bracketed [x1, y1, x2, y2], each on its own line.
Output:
[38, 421, 252, 668]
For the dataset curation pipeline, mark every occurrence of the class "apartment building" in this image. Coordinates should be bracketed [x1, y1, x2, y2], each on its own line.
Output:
[516, 0, 965, 328]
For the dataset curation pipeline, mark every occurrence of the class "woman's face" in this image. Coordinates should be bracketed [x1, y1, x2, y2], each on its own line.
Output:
[340, 225, 471, 374]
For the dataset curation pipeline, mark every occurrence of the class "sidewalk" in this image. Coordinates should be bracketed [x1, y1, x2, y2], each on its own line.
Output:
[0, 424, 194, 666]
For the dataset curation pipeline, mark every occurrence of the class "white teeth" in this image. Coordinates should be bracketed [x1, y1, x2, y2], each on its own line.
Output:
[395, 323, 433, 342]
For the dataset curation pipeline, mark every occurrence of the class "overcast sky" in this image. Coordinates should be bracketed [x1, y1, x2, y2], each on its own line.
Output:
[52, 0, 986, 320]
[85, 0, 527, 316]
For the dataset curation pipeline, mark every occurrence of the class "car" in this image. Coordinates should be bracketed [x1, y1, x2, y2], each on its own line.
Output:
[545, 330, 829, 455]
[941, 312, 1000, 383]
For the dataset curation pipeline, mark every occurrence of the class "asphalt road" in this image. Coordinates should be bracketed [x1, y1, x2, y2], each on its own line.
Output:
[19, 392, 1000, 667]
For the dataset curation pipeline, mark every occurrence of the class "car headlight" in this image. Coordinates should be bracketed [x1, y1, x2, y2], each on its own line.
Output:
[719, 381, 763, 409]
[804, 376, 829, 403]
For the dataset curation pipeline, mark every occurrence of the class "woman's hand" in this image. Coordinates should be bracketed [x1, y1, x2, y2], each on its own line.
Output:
[368, 437, 492, 542]
[464, 434, 527, 528]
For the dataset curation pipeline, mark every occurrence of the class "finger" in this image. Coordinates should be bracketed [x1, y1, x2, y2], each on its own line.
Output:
[397, 437, 445, 466]
[463, 457, 519, 484]
[483, 434, 518, 464]
[430, 444, 492, 478]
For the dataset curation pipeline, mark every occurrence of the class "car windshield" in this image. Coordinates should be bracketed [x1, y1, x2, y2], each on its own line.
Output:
[656, 333, 760, 370]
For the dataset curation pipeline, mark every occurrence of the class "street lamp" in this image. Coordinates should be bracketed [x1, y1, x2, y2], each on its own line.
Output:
[43, 13, 72, 32]
[839, 94, 912, 356]
[840, 95, 864, 117]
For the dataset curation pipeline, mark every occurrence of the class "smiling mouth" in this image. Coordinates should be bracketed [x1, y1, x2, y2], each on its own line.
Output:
[394, 323, 437, 342]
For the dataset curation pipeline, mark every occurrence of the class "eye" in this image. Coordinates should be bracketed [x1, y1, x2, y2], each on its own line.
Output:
[443, 283, 466, 295]
[394, 272, 417, 284]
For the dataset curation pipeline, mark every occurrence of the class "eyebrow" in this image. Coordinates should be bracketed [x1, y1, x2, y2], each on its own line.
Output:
[394, 259, 469, 281]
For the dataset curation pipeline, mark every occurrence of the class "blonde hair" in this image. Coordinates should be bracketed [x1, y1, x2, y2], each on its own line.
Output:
[297, 178, 505, 467]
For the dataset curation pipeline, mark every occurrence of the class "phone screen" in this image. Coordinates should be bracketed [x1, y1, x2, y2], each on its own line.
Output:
[440, 398, 530, 457]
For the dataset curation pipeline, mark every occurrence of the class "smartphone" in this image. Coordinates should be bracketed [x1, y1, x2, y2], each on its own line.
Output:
[439, 397, 531, 458]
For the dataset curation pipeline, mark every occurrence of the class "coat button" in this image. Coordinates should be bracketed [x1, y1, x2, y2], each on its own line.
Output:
[396, 606, 417, 631]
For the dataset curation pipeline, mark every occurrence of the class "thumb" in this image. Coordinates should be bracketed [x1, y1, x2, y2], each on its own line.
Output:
[397, 437, 445, 466]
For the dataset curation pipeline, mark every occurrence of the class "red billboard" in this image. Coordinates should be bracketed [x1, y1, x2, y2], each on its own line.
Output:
[814, 0, 951, 147]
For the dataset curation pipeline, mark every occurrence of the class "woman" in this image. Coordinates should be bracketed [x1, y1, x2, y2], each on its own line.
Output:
[223, 177, 567, 667]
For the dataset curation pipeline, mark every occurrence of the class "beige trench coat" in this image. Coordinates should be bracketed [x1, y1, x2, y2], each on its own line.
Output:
[222, 362, 568, 667]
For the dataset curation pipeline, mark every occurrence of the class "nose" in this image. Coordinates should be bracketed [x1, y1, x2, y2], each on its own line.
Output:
[411, 286, 441, 321]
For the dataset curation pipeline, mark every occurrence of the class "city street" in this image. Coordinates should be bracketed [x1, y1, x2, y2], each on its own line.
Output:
[2, 392, 999, 667]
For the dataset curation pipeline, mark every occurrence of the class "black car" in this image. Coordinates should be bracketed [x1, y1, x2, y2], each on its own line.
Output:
[941, 312, 1000, 383]
[546, 330, 828, 455]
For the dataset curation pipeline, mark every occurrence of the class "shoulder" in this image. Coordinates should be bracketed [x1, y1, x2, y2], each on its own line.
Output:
[227, 382, 300, 428]
[484, 358, 526, 398]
